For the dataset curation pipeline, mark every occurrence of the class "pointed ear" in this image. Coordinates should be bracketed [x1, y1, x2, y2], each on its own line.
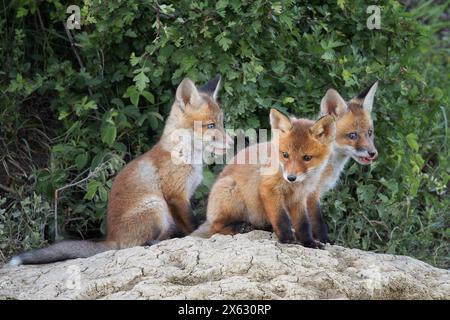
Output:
[310, 114, 336, 144]
[176, 78, 202, 109]
[198, 74, 221, 100]
[270, 108, 292, 133]
[359, 81, 378, 113]
[320, 89, 348, 118]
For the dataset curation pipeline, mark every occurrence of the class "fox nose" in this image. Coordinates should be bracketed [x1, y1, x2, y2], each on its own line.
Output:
[287, 175, 297, 182]
[368, 151, 377, 158]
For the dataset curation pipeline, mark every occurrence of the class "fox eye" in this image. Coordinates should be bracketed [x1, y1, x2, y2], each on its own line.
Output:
[303, 155, 312, 161]
[282, 152, 289, 159]
[207, 123, 215, 129]
[347, 132, 358, 140]
[368, 129, 373, 136]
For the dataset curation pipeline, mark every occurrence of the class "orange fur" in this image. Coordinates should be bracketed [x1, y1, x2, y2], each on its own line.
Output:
[10, 76, 233, 265]
[107, 76, 232, 248]
[308, 82, 379, 243]
[193, 109, 335, 248]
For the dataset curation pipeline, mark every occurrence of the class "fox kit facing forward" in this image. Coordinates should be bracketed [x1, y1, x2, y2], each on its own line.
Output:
[10, 75, 233, 266]
[308, 82, 379, 243]
[193, 109, 336, 247]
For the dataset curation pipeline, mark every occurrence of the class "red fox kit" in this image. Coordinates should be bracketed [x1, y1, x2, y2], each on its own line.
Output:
[10, 75, 233, 266]
[193, 109, 336, 247]
[308, 82, 379, 243]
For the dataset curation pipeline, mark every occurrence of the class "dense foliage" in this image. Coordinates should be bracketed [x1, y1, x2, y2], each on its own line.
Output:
[0, 0, 448, 267]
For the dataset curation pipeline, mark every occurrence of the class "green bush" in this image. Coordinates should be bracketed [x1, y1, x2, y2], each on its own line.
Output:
[0, 0, 448, 267]
[0, 194, 52, 260]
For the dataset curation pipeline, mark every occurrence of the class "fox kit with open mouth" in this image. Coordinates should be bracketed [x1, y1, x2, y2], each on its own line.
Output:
[308, 82, 379, 244]
[193, 109, 335, 248]
[10, 75, 233, 266]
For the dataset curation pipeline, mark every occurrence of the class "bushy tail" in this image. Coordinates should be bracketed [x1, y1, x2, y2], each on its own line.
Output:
[190, 221, 214, 238]
[9, 240, 115, 266]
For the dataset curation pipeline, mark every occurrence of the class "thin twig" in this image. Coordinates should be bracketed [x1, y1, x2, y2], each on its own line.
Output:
[54, 171, 94, 239]
[63, 22, 93, 96]
[361, 214, 383, 241]
[53, 158, 114, 239]
[36, 7, 50, 61]
[152, 2, 179, 19]
[154, 1, 161, 39]
[0, 183, 16, 195]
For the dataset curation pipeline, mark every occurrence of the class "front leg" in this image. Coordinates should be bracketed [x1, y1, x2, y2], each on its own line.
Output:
[261, 196, 296, 243]
[307, 193, 332, 244]
[289, 200, 322, 249]
[166, 197, 198, 236]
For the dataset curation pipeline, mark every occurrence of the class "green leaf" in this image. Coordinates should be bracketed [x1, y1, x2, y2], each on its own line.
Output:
[148, 111, 164, 122]
[124, 86, 140, 106]
[272, 60, 286, 74]
[147, 112, 164, 129]
[216, 0, 229, 13]
[75, 153, 88, 170]
[58, 109, 70, 120]
[16, 7, 28, 18]
[130, 52, 140, 66]
[134, 71, 149, 92]
[125, 29, 137, 38]
[141, 91, 155, 104]
[321, 51, 334, 61]
[283, 97, 295, 104]
[52, 144, 66, 154]
[406, 133, 419, 152]
[111, 98, 124, 108]
[98, 186, 108, 202]
[271, 2, 282, 14]
[159, 4, 175, 14]
[148, 115, 158, 129]
[84, 181, 101, 200]
[216, 32, 232, 51]
[101, 124, 117, 147]
[74, 96, 97, 116]
[342, 69, 352, 81]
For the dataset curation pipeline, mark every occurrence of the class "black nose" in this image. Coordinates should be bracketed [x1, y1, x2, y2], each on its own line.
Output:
[287, 175, 297, 182]
[368, 151, 377, 157]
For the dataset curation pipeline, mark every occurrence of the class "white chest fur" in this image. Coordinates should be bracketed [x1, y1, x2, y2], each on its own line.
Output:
[322, 152, 350, 194]
[187, 163, 203, 198]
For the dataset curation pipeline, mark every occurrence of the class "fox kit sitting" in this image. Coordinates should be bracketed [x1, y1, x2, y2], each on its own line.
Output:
[308, 82, 379, 244]
[193, 109, 336, 247]
[10, 75, 233, 266]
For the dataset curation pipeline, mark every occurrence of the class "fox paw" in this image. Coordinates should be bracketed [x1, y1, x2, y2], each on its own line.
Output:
[319, 236, 334, 245]
[280, 238, 302, 245]
[237, 222, 255, 234]
[303, 239, 325, 249]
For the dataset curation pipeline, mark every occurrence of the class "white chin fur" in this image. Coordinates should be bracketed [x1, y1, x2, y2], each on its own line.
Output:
[8, 256, 22, 267]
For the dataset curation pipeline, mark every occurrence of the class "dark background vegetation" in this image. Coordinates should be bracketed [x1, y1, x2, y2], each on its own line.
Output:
[0, 0, 448, 268]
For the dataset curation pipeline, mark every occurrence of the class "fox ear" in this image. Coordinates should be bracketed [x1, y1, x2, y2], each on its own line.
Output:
[320, 89, 348, 118]
[310, 114, 336, 144]
[176, 78, 202, 109]
[357, 81, 378, 113]
[270, 108, 292, 133]
[198, 74, 221, 100]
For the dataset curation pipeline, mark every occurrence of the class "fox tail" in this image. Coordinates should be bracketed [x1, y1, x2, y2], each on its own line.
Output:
[190, 221, 214, 238]
[9, 240, 116, 266]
